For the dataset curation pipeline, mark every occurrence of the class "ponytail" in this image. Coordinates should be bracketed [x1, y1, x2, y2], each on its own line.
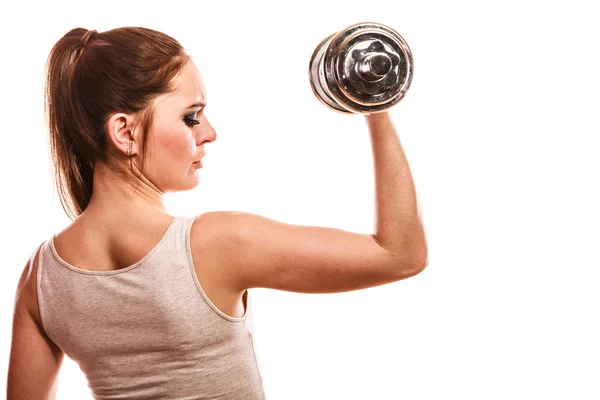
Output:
[45, 27, 97, 220]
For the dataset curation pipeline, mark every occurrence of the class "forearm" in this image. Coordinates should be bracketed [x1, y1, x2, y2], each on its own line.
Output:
[366, 112, 427, 266]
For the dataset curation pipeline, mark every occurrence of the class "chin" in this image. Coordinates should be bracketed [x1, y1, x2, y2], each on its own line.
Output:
[165, 175, 200, 193]
[185, 174, 201, 190]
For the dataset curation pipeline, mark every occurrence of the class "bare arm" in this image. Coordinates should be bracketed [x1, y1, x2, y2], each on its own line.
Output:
[366, 111, 428, 275]
[194, 110, 428, 294]
[7, 244, 64, 399]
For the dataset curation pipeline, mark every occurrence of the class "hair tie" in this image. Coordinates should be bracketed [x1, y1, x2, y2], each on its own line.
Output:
[80, 30, 97, 48]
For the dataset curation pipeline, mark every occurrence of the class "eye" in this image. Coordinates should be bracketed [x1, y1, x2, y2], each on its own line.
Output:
[183, 113, 200, 127]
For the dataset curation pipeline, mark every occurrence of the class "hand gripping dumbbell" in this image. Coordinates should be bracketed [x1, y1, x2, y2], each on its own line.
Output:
[309, 22, 413, 114]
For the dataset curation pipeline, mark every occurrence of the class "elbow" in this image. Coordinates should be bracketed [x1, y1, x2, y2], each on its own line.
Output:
[413, 237, 429, 273]
[414, 255, 429, 276]
[415, 246, 429, 273]
[413, 247, 429, 275]
[397, 247, 429, 279]
[385, 234, 429, 280]
[399, 259, 427, 279]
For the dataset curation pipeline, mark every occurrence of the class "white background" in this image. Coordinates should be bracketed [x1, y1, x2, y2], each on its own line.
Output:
[1, 0, 598, 399]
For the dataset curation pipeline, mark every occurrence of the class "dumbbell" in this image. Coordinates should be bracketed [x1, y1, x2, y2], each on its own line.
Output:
[309, 22, 413, 114]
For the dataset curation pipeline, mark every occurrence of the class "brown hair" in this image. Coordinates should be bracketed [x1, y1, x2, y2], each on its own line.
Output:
[44, 27, 190, 220]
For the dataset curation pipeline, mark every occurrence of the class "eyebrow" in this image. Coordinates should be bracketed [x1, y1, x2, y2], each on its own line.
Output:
[185, 102, 206, 109]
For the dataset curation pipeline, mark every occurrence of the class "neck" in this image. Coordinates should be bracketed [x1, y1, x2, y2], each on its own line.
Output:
[84, 161, 169, 220]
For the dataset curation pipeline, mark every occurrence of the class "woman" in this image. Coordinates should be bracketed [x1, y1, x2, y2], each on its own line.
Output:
[7, 27, 428, 399]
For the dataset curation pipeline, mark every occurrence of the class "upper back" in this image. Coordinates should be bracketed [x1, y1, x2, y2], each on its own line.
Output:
[34, 214, 265, 399]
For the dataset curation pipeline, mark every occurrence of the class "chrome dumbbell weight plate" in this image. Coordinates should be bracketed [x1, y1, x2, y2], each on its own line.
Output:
[309, 22, 414, 114]
[309, 33, 352, 114]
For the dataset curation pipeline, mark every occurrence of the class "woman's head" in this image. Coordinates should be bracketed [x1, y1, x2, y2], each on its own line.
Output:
[45, 27, 216, 220]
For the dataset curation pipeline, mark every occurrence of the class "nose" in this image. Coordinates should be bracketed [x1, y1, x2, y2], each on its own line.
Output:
[197, 118, 217, 146]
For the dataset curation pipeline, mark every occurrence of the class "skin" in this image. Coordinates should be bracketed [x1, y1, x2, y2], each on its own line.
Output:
[7, 58, 217, 398]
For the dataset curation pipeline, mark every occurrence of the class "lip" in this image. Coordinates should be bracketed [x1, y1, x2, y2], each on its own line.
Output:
[192, 160, 203, 168]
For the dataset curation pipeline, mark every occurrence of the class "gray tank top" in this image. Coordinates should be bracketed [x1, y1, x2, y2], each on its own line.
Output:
[37, 215, 266, 399]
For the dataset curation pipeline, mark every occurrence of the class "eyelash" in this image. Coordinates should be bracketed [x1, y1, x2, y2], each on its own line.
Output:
[183, 115, 200, 127]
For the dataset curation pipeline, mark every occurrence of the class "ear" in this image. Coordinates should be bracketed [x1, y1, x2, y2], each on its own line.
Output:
[106, 112, 137, 155]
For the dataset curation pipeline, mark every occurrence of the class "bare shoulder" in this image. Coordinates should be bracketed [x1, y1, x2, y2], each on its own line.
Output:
[188, 211, 249, 269]
[188, 212, 250, 318]
[15, 242, 45, 329]
[189, 211, 238, 246]
[189, 210, 251, 254]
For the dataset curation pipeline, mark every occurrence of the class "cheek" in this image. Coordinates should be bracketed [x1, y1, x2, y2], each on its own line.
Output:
[154, 126, 195, 160]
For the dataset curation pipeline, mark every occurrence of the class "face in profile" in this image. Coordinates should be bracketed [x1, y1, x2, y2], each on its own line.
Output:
[141, 59, 217, 193]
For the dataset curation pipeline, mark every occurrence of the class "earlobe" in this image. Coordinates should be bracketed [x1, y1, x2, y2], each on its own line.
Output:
[107, 113, 136, 156]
